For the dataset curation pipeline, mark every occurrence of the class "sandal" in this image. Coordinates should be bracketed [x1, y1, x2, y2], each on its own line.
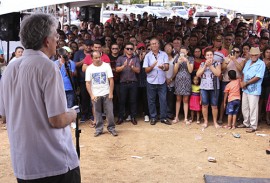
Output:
[223, 125, 232, 129]
[246, 128, 256, 133]
[172, 118, 179, 124]
[90, 121, 96, 128]
[201, 123, 208, 128]
[185, 119, 191, 125]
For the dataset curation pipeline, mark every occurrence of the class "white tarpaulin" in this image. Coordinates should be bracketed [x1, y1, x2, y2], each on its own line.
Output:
[0, 0, 112, 15]
[186, 0, 270, 18]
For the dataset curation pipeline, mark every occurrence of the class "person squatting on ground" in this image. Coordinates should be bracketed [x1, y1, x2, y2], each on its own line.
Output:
[0, 13, 81, 183]
[85, 51, 117, 137]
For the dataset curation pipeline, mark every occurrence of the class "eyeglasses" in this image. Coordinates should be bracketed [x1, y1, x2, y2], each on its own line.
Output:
[125, 47, 133, 51]
[112, 48, 119, 50]
[138, 47, 145, 50]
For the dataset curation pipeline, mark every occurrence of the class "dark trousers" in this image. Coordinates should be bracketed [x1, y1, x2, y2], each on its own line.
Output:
[119, 82, 138, 119]
[17, 167, 81, 183]
[80, 82, 91, 118]
[138, 87, 149, 116]
[167, 86, 175, 119]
[113, 82, 120, 117]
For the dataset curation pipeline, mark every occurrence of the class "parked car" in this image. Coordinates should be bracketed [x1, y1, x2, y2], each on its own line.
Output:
[171, 6, 187, 11]
[172, 9, 188, 19]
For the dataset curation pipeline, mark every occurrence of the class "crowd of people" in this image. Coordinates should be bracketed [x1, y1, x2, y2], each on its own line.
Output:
[2, 12, 270, 137]
[1, 10, 270, 182]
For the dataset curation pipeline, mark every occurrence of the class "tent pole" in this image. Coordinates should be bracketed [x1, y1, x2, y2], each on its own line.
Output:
[101, 3, 104, 24]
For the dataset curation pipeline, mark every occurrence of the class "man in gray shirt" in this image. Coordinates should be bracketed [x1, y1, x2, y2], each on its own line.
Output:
[0, 14, 80, 183]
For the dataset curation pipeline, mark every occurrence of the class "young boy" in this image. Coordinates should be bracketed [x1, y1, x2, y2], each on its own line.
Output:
[223, 70, 241, 129]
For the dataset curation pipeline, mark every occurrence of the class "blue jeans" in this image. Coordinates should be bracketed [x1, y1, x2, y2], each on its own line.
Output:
[201, 89, 219, 106]
[147, 82, 167, 120]
[66, 90, 75, 108]
[92, 95, 115, 133]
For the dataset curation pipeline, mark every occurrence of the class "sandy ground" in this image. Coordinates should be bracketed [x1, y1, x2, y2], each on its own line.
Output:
[1, 118, 270, 183]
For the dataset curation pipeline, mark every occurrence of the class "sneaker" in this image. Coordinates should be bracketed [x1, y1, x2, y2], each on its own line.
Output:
[109, 131, 118, 136]
[126, 115, 131, 121]
[144, 115, 150, 122]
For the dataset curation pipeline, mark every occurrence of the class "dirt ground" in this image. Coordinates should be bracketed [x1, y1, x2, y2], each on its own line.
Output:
[1, 117, 270, 183]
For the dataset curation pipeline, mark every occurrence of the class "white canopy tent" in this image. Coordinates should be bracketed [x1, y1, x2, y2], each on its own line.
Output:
[0, 0, 113, 15]
[185, 0, 270, 18]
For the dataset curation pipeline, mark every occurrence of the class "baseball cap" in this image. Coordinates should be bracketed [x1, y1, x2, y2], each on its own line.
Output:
[137, 43, 146, 49]
[62, 46, 72, 53]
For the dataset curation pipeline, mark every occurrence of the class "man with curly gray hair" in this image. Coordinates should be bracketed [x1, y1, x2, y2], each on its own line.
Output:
[0, 13, 81, 183]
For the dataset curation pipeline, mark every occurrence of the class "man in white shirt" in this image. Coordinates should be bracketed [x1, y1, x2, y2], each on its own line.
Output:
[0, 13, 80, 182]
[85, 51, 117, 137]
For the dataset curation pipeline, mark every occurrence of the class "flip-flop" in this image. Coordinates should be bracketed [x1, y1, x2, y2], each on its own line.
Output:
[201, 123, 208, 128]
[90, 122, 96, 128]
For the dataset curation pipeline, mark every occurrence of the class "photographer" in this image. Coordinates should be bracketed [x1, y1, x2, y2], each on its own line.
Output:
[54, 46, 77, 108]
[219, 45, 245, 124]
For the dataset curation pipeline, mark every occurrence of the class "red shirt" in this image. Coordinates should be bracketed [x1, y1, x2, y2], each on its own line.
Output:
[84, 53, 110, 65]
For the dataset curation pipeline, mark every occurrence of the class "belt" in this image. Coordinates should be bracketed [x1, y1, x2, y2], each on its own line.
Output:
[121, 81, 137, 84]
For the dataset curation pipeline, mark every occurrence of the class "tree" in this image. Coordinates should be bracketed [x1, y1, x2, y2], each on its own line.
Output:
[130, 0, 144, 4]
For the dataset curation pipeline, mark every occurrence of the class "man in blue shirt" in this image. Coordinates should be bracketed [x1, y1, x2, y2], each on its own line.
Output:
[238, 47, 266, 132]
[143, 38, 171, 125]
[54, 46, 76, 108]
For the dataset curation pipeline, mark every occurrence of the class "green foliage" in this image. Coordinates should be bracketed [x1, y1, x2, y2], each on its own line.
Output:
[130, 0, 144, 4]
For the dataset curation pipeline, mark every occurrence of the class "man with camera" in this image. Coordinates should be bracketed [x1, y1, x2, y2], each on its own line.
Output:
[54, 46, 77, 108]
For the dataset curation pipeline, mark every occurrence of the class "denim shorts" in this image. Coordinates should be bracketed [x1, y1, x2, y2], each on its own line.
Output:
[226, 99, 241, 115]
[200, 89, 220, 106]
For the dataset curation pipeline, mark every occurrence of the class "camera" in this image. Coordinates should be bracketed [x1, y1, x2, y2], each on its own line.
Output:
[180, 53, 185, 58]
[58, 48, 69, 61]
[230, 50, 235, 56]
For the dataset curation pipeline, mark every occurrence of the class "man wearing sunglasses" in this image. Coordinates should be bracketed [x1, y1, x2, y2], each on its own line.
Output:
[116, 42, 140, 125]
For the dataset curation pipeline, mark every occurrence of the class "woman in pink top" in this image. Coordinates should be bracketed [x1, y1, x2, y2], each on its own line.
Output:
[219, 45, 246, 124]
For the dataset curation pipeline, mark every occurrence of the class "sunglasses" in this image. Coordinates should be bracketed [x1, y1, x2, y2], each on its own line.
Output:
[138, 47, 145, 50]
[125, 47, 133, 51]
